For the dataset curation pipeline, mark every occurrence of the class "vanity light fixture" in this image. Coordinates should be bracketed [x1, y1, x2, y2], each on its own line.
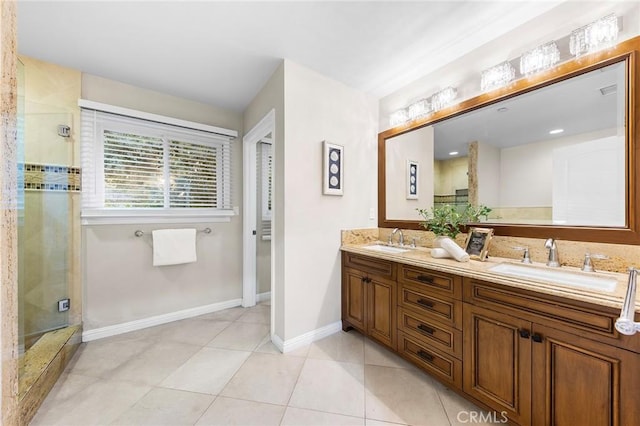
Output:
[407, 99, 432, 121]
[570, 14, 619, 57]
[431, 87, 458, 112]
[549, 128, 564, 135]
[520, 41, 560, 76]
[390, 108, 409, 127]
[480, 61, 516, 92]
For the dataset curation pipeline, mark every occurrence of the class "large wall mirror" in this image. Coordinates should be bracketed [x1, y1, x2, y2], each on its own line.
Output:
[379, 36, 640, 244]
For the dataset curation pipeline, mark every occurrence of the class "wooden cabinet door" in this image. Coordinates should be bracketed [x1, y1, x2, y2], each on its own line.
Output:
[531, 324, 640, 426]
[463, 304, 532, 426]
[342, 268, 366, 332]
[367, 276, 396, 350]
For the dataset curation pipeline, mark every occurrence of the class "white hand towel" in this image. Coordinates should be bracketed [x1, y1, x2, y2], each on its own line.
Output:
[431, 248, 453, 259]
[152, 228, 197, 266]
[439, 237, 470, 262]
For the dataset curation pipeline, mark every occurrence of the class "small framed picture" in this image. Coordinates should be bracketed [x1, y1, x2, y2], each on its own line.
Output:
[464, 227, 493, 261]
[323, 141, 344, 196]
[406, 160, 418, 200]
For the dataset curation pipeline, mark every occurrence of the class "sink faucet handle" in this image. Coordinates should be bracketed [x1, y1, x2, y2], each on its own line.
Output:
[582, 251, 609, 272]
[512, 246, 532, 264]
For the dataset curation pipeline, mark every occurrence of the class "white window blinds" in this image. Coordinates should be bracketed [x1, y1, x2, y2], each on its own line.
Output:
[81, 107, 234, 217]
[259, 141, 272, 238]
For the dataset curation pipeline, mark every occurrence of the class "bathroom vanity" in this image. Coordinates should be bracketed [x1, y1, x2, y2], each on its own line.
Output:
[341, 245, 640, 426]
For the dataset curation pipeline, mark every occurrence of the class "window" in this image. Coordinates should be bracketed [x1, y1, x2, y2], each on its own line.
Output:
[80, 103, 236, 223]
[259, 141, 272, 239]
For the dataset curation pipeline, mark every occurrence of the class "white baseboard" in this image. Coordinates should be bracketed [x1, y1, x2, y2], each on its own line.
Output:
[82, 298, 242, 342]
[256, 291, 271, 303]
[273, 321, 342, 354]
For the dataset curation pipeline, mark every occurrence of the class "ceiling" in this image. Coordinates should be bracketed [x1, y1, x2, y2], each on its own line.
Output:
[433, 61, 625, 159]
[17, 1, 562, 112]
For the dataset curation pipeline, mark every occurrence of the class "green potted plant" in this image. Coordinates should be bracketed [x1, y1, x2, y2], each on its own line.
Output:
[416, 203, 491, 241]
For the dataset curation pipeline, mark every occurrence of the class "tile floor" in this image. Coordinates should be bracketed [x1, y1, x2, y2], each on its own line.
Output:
[31, 302, 490, 426]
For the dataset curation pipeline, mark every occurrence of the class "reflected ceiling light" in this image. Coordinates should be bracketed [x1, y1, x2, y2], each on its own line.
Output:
[570, 14, 619, 57]
[389, 109, 409, 127]
[431, 87, 458, 112]
[520, 41, 560, 76]
[481, 61, 516, 92]
[407, 99, 432, 121]
[449, 151, 459, 156]
[549, 128, 564, 135]
[599, 84, 617, 96]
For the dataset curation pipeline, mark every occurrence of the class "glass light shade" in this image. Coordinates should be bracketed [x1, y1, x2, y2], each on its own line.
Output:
[389, 109, 409, 127]
[520, 41, 560, 76]
[407, 99, 432, 121]
[431, 87, 458, 112]
[570, 14, 619, 57]
[481, 61, 516, 92]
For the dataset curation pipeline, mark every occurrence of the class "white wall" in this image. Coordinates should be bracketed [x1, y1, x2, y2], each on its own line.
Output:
[499, 128, 616, 208]
[477, 141, 500, 207]
[378, 1, 640, 131]
[281, 60, 378, 340]
[81, 75, 244, 331]
[385, 126, 434, 220]
[243, 62, 285, 338]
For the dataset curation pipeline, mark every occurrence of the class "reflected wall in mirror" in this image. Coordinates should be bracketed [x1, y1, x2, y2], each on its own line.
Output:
[378, 35, 640, 244]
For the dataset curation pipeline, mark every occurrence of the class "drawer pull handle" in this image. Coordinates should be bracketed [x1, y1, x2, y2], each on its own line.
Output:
[417, 324, 435, 334]
[519, 329, 530, 339]
[532, 333, 544, 343]
[417, 299, 434, 308]
[416, 275, 434, 283]
[417, 350, 434, 362]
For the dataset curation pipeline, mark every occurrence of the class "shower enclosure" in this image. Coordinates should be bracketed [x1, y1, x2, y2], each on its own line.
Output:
[17, 58, 76, 353]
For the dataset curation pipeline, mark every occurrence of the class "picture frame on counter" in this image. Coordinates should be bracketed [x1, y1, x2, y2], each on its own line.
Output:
[323, 141, 344, 196]
[465, 227, 493, 261]
[406, 160, 418, 200]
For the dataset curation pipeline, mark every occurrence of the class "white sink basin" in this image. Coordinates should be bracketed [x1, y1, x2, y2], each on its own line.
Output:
[489, 263, 617, 292]
[363, 244, 411, 254]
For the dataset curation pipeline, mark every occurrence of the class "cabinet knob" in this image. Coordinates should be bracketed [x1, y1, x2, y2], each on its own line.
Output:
[532, 333, 543, 343]
[519, 329, 530, 339]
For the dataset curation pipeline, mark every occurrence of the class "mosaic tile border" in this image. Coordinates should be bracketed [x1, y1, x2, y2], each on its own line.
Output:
[19, 163, 81, 192]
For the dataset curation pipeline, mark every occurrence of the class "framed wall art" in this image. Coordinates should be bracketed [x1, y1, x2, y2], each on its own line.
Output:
[406, 160, 418, 200]
[323, 141, 344, 196]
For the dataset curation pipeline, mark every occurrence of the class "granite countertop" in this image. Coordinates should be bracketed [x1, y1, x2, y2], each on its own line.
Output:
[341, 242, 639, 313]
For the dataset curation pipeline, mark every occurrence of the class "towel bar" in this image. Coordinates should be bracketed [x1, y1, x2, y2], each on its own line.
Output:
[134, 227, 212, 237]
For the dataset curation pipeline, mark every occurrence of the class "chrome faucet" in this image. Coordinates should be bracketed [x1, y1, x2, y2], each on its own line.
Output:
[544, 238, 560, 267]
[389, 228, 405, 246]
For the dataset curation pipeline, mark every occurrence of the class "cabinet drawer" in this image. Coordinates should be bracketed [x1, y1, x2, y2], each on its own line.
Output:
[464, 277, 640, 353]
[399, 265, 462, 300]
[397, 308, 462, 359]
[399, 283, 462, 329]
[397, 331, 462, 389]
[343, 252, 396, 280]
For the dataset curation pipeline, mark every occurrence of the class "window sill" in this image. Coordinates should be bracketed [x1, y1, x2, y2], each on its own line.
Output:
[81, 209, 235, 225]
